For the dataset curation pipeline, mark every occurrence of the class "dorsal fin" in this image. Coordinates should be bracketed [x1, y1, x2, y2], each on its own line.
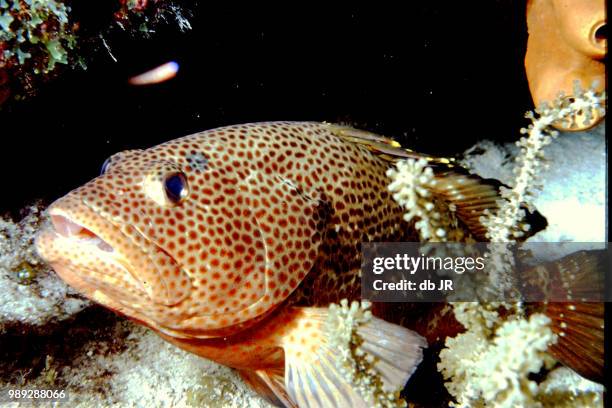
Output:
[328, 124, 547, 241]
[327, 124, 458, 166]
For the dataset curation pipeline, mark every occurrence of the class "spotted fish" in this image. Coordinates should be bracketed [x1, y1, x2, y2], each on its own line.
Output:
[35, 121, 543, 407]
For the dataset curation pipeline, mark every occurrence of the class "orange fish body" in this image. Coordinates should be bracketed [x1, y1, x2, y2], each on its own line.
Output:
[35, 121, 540, 406]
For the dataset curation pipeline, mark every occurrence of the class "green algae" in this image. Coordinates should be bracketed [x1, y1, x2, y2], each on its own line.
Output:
[0, 0, 75, 73]
[15, 261, 37, 285]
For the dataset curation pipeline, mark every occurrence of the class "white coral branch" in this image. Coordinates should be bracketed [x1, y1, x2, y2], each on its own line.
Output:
[387, 158, 448, 241]
[326, 299, 406, 408]
[438, 303, 558, 407]
[480, 83, 606, 298]
[482, 82, 606, 242]
[438, 83, 606, 408]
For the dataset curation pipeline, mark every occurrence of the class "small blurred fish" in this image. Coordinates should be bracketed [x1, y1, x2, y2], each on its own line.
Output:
[128, 61, 179, 85]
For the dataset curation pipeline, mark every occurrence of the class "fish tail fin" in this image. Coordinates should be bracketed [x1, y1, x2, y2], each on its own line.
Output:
[278, 305, 426, 407]
[545, 302, 604, 383]
[523, 249, 606, 383]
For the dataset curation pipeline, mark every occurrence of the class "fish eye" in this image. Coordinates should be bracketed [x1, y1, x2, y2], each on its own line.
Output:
[100, 157, 112, 175]
[164, 172, 189, 204]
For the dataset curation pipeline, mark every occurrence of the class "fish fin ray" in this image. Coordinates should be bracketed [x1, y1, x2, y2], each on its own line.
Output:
[280, 307, 426, 407]
[545, 301, 604, 383]
[430, 170, 547, 240]
[237, 367, 297, 408]
[327, 123, 456, 165]
[358, 318, 427, 387]
[522, 250, 606, 383]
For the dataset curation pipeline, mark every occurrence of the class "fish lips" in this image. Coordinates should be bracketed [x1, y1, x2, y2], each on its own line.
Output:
[35, 207, 149, 305]
[37, 201, 194, 312]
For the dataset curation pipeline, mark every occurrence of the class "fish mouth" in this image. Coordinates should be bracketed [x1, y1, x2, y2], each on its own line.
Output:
[38, 207, 150, 311]
[40, 205, 190, 310]
[49, 213, 115, 253]
[41, 207, 138, 279]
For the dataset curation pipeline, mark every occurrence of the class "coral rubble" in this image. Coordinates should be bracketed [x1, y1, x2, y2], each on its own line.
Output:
[0, 204, 89, 330]
[537, 367, 604, 407]
[0, 319, 270, 407]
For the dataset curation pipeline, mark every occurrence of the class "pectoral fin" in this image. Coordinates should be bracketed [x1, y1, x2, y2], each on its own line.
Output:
[279, 306, 426, 407]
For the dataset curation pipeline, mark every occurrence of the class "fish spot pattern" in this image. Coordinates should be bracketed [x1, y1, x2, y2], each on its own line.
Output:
[38, 122, 414, 338]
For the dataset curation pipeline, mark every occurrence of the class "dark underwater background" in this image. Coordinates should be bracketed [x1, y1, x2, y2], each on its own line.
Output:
[0, 1, 530, 214]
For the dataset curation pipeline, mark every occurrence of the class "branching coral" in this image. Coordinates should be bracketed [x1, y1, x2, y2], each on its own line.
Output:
[326, 299, 407, 408]
[387, 158, 449, 241]
[482, 82, 606, 243]
[439, 303, 604, 407]
[479, 83, 606, 298]
[438, 303, 558, 408]
[0, 204, 89, 328]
